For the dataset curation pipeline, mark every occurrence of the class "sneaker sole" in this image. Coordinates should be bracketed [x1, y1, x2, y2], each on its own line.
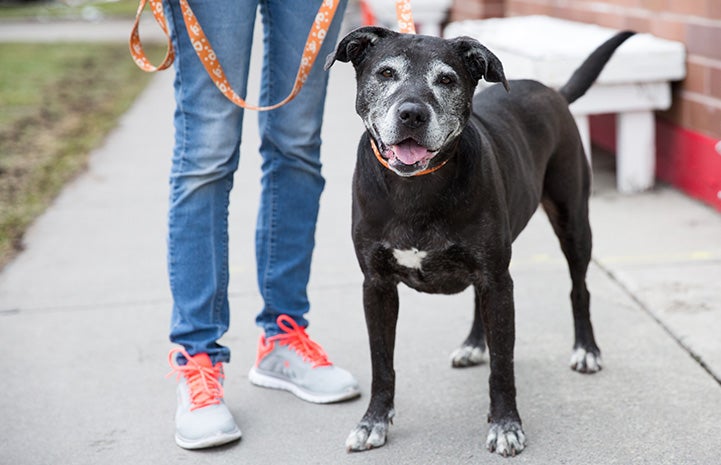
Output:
[248, 367, 360, 404]
[175, 427, 242, 450]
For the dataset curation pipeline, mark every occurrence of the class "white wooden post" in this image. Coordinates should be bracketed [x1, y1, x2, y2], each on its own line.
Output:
[574, 114, 592, 168]
[616, 110, 656, 193]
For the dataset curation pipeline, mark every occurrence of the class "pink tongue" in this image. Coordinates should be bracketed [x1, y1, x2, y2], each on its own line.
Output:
[390, 140, 431, 165]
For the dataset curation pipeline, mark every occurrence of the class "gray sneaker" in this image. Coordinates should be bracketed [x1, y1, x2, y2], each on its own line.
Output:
[168, 349, 242, 450]
[248, 315, 361, 404]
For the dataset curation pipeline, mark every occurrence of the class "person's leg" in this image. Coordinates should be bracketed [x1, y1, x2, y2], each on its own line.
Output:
[165, 0, 257, 449]
[254, 0, 348, 335]
[248, 0, 359, 404]
[167, 0, 257, 365]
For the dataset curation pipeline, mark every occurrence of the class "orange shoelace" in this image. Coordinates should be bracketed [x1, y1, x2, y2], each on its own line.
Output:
[167, 348, 225, 411]
[261, 315, 332, 368]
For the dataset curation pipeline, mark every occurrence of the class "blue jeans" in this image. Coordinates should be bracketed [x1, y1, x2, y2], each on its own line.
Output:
[166, 0, 348, 364]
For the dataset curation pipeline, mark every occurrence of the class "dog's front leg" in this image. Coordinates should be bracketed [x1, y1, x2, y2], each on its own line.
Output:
[346, 278, 399, 452]
[479, 271, 527, 457]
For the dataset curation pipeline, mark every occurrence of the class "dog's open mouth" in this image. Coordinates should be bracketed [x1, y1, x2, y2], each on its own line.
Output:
[383, 139, 436, 168]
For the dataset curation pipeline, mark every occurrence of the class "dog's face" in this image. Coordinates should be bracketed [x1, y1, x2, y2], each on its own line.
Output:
[326, 27, 508, 177]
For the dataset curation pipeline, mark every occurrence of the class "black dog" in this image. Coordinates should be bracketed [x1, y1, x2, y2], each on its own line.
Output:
[326, 27, 633, 457]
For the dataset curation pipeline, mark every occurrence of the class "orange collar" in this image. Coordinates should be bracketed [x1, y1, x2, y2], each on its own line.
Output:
[370, 138, 448, 177]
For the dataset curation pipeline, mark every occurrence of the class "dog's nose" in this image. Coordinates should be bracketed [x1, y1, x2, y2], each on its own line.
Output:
[397, 102, 429, 129]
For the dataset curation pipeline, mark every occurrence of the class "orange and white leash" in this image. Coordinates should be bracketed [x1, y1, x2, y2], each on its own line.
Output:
[395, 0, 416, 34]
[129, 0, 417, 111]
[129, 0, 339, 111]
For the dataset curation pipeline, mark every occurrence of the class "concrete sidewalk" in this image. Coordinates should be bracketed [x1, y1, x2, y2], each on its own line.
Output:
[1, 17, 721, 465]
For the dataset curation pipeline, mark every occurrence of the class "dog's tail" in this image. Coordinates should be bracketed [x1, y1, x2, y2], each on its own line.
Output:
[559, 31, 635, 104]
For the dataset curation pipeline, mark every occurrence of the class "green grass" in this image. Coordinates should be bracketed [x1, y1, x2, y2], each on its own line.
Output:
[0, 0, 140, 20]
[0, 41, 163, 268]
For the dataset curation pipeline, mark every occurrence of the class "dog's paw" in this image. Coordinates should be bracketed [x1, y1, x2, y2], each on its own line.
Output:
[345, 410, 395, 452]
[345, 422, 388, 452]
[570, 347, 603, 373]
[450, 344, 485, 368]
[486, 421, 526, 457]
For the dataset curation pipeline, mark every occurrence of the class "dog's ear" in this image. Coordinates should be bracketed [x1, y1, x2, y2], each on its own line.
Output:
[450, 36, 510, 91]
[324, 26, 397, 70]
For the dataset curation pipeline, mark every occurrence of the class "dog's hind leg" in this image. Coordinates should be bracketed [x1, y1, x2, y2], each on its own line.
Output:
[541, 148, 602, 374]
[450, 288, 486, 367]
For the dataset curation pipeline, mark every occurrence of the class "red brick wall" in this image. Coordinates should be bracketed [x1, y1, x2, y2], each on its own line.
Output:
[449, 0, 505, 21]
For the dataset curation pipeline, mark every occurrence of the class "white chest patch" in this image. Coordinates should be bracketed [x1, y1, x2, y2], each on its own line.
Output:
[392, 248, 428, 270]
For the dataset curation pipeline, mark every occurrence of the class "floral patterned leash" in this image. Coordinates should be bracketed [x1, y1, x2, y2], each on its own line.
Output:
[129, 0, 415, 111]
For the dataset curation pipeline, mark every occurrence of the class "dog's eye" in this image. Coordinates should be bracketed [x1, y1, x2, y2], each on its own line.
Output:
[379, 68, 395, 79]
[437, 74, 455, 85]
